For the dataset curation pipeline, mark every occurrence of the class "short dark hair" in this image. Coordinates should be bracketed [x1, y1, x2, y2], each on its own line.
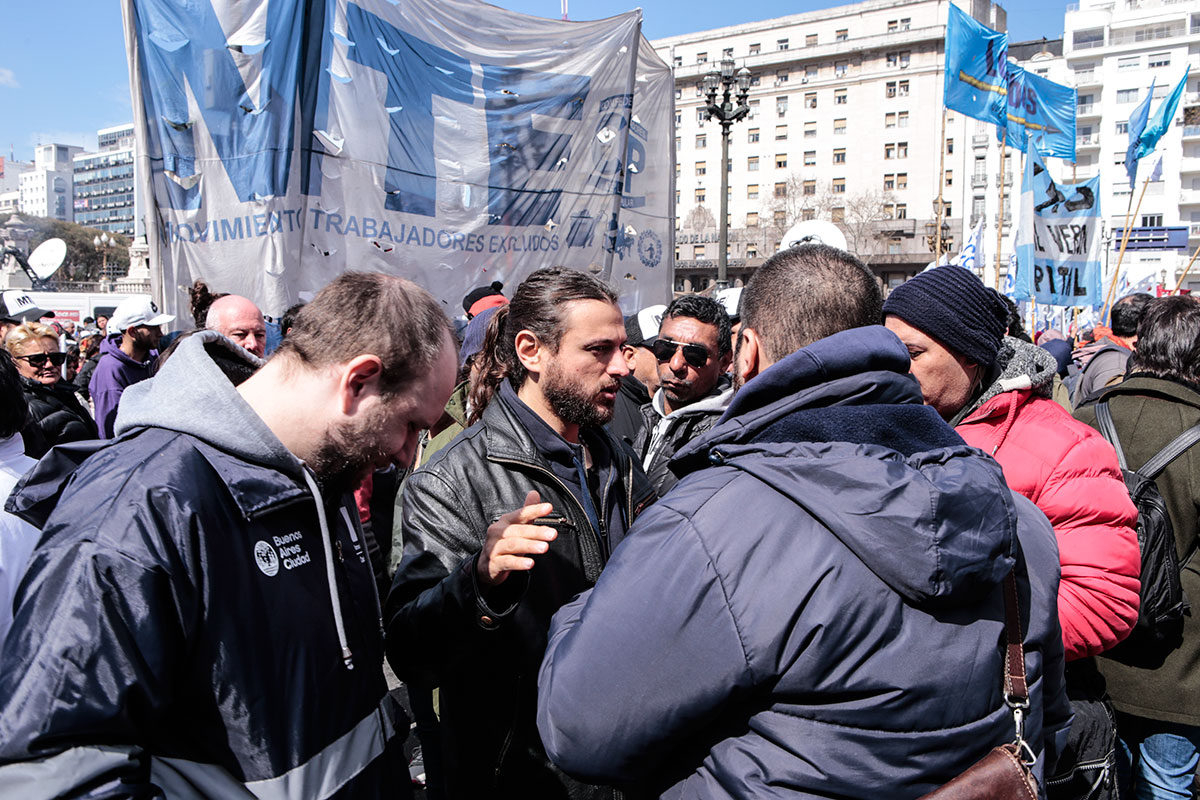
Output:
[274, 272, 453, 396]
[740, 244, 882, 363]
[279, 302, 306, 338]
[661, 295, 731, 356]
[469, 267, 618, 423]
[189, 280, 228, 328]
[1129, 295, 1200, 387]
[0, 350, 28, 439]
[1112, 293, 1154, 338]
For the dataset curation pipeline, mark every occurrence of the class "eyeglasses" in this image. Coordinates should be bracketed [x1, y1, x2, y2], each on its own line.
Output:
[15, 352, 66, 368]
[652, 338, 711, 369]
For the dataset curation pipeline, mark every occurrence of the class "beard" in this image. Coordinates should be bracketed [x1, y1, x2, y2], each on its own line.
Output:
[732, 330, 747, 391]
[541, 359, 619, 428]
[309, 409, 391, 496]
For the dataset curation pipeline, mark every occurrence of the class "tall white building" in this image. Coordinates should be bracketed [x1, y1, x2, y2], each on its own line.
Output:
[73, 124, 136, 237]
[1063, 0, 1200, 292]
[652, 0, 1008, 292]
[19, 144, 83, 222]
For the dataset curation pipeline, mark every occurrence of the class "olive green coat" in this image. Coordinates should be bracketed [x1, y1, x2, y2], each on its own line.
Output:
[1075, 376, 1200, 725]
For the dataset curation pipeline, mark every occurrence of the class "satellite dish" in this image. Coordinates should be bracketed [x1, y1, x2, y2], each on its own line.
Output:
[28, 238, 67, 280]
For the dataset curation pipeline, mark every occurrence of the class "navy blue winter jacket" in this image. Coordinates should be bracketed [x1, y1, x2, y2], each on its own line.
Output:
[537, 325, 1072, 799]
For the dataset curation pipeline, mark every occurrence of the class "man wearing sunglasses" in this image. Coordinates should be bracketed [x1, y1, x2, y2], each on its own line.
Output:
[633, 295, 734, 495]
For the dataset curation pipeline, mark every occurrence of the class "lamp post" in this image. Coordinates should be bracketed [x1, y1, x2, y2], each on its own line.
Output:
[703, 58, 751, 290]
[924, 218, 951, 255]
[92, 232, 112, 281]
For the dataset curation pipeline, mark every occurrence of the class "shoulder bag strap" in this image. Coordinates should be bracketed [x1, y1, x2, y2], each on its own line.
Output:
[1093, 400, 1128, 470]
[1137, 422, 1200, 481]
[1002, 571, 1035, 763]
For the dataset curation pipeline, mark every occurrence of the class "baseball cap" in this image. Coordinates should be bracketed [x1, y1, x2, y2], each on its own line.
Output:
[0, 290, 49, 324]
[624, 304, 666, 347]
[110, 295, 175, 334]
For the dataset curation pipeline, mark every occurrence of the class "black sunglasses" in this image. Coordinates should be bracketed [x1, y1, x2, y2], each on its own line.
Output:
[652, 338, 711, 369]
[16, 352, 66, 368]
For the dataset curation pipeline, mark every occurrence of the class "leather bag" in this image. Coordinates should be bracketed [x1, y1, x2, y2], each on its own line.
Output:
[918, 572, 1039, 800]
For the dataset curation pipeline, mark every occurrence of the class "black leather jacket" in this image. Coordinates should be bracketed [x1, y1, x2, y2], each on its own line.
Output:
[20, 377, 98, 447]
[385, 389, 655, 800]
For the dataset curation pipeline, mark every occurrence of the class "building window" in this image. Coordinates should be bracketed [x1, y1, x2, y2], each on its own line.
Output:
[804, 150, 817, 165]
[675, 137, 681, 151]
[777, 38, 789, 51]
[805, 64, 818, 80]
[696, 134, 707, 148]
[834, 61, 848, 77]
[750, 73, 761, 86]
[833, 118, 846, 135]
[832, 178, 846, 194]
[774, 181, 788, 197]
[945, 137, 953, 154]
[805, 121, 817, 138]
[835, 89, 847, 104]
[776, 69, 789, 84]
[887, 19, 899, 32]
[806, 33, 818, 46]
[898, 111, 909, 127]
[776, 125, 788, 140]
[886, 81, 897, 98]
[1117, 88, 1138, 103]
[836, 29, 848, 41]
[885, 112, 897, 128]
[1148, 52, 1170, 68]
[832, 206, 845, 222]
[746, 211, 759, 227]
[897, 173, 907, 189]
[693, 244, 706, 259]
[749, 43, 761, 55]
[723, 47, 734, 58]
[1116, 121, 1129, 135]
[886, 51, 910, 68]
[885, 143, 896, 159]
[898, 80, 909, 96]
[833, 148, 846, 164]
[747, 244, 758, 258]
[898, 142, 908, 158]
[972, 197, 986, 219]
[748, 156, 760, 171]
[884, 174, 895, 190]
[1143, 214, 1164, 226]
[695, 161, 707, 176]
[673, 55, 683, 67]
[802, 208, 816, 220]
[1118, 56, 1139, 71]
[804, 92, 817, 109]
[803, 180, 816, 195]
[895, 203, 907, 218]
[697, 52, 708, 64]
[775, 153, 788, 169]
[747, 184, 759, 199]
[676, 88, 682, 100]
[777, 96, 789, 116]
[748, 99, 760, 118]
[695, 188, 706, 204]
[747, 128, 760, 143]
[675, 164, 681, 178]
[944, 170, 952, 187]
[697, 108, 707, 122]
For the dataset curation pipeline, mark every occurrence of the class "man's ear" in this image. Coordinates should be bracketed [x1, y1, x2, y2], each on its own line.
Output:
[338, 354, 384, 414]
[514, 330, 544, 378]
[737, 327, 762, 386]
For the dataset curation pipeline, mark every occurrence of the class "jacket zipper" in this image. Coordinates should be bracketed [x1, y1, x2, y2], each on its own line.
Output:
[488, 456, 605, 583]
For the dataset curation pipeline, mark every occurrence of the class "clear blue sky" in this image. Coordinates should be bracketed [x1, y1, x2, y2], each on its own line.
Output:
[0, 0, 1066, 163]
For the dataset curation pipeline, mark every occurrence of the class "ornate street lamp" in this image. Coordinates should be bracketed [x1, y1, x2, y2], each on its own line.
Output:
[924, 217, 952, 255]
[93, 232, 112, 282]
[703, 58, 751, 290]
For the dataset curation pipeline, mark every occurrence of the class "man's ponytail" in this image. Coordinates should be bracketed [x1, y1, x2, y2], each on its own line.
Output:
[467, 304, 510, 425]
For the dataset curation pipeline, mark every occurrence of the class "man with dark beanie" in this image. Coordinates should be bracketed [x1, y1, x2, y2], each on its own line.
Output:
[885, 265, 1138, 797]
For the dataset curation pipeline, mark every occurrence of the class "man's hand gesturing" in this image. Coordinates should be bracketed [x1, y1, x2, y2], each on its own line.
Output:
[477, 491, 558, 587]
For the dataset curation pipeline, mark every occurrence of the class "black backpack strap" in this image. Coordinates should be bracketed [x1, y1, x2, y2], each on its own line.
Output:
[1094, 401, 1127, 470]
[1139, 422, 1200, 481]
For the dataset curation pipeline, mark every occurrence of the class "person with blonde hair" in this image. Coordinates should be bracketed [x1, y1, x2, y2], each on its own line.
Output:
[4, 321, 96, 447]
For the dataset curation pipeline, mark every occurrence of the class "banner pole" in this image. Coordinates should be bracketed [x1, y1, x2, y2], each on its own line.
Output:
[936, 107, 947, 263]
[1173, 240, 1200, 294]
[1102, 175, 1149, 323]
[993, 128, 1008, 290]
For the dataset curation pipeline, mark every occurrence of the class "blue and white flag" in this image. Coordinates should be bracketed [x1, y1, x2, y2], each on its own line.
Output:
[1014, 135, 1104, 307]
[1135, 65, 1192, 160]
[943, 4, 1007, 126]
[952, 217, 985, 271]
[1125, 80, 1156, 188]
[124, 0, 674, 318]
[1001, 65, 1077, 161]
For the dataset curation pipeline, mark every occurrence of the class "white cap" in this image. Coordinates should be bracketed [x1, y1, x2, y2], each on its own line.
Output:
[777, 220, 849, 253]
[713, 287, 743, 321]
[631, 304, 666, 345]
[110, 295, 175, 334]
[1, 290, 48, 322]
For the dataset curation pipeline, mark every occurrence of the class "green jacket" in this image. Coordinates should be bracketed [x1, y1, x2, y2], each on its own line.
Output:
[1075, 375, 1200, 725]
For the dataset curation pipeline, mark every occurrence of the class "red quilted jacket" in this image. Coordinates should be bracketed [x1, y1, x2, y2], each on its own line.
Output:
[957, 365, 1140, 661]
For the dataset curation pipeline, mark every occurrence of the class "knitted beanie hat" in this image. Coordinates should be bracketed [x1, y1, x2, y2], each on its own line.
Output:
[882, 265, 1008, 367]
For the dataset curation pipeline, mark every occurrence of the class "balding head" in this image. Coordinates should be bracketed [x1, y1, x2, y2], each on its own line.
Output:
[207, 295, 267, 357]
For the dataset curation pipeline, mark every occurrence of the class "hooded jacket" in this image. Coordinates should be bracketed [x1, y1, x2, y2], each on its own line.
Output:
[633, 379, 734, 495]
[537, 326, 1071, 799]
[955, 337, 1140, 661]
[89, 333, 154, 438]
[0, 332, 409, 800]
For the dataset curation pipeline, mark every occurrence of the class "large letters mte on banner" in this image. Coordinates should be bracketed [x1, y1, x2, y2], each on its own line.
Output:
[943, 4, 1008, 127]
[1014, 138, 1103, 307]
[124, 0, 675, 318]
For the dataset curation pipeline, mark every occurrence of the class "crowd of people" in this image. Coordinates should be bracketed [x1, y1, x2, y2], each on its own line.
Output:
[0, 249, 1196, 800]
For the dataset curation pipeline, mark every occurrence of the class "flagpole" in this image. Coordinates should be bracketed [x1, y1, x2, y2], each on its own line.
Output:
[1101, 174, 1151, 323]
[936, 107, 948, 263]
[1173, 241, 1200, 294]
[994, 128, 1008, 290]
